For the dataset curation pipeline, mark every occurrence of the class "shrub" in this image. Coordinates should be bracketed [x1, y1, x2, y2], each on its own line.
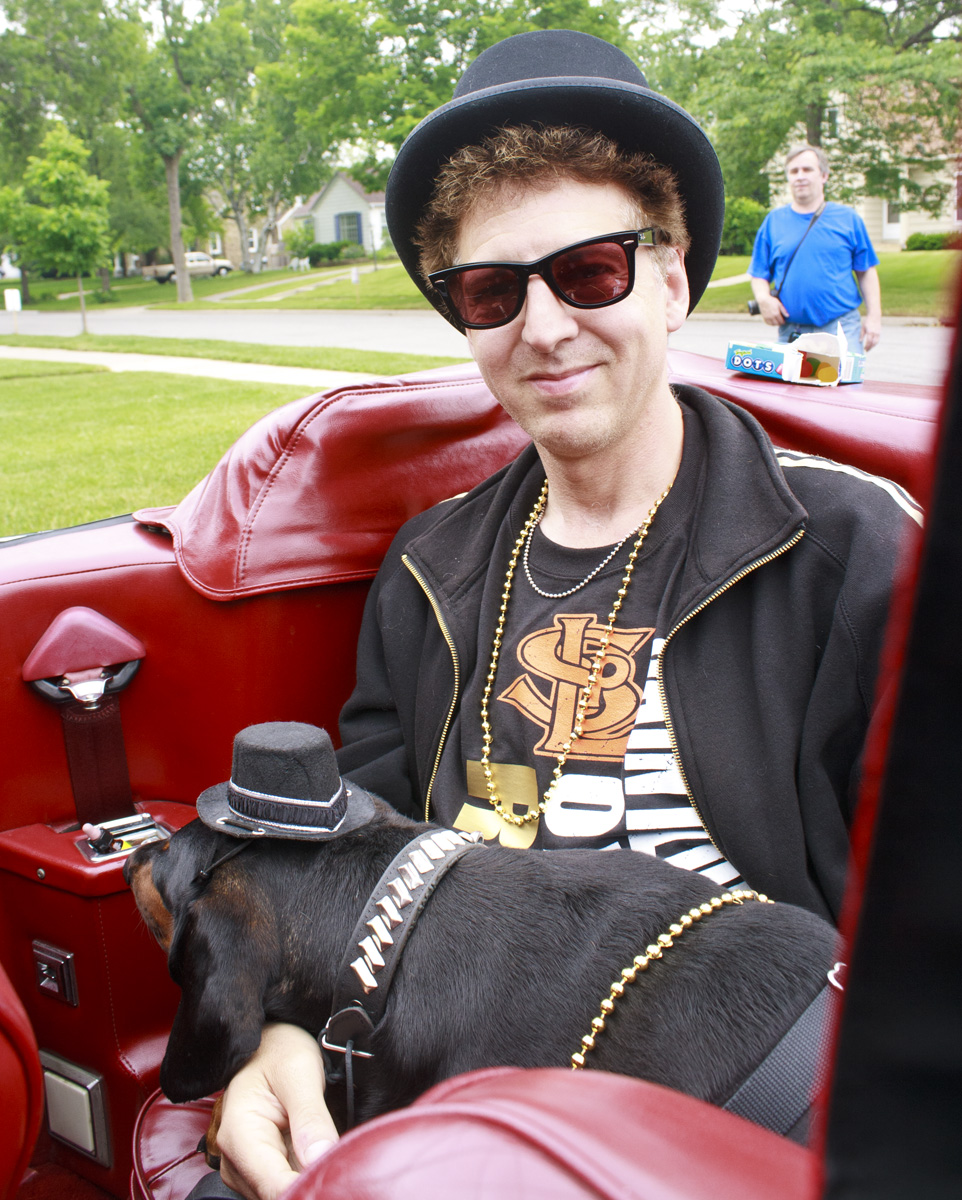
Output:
[720, 196, 768, 256]
[339, 243, 366, 260]
[284, 223, 316, 261]
[905, 231, 962, 251]
[307, 240, 351, 265]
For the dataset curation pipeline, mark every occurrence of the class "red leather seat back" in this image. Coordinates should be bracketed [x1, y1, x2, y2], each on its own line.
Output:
[286, 1067, 819, 1200]
[0, 959, 43, 1200]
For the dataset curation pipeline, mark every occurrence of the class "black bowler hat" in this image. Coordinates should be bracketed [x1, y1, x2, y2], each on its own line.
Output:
[385, 29, 725, 328]
[196, 722, 376, 840]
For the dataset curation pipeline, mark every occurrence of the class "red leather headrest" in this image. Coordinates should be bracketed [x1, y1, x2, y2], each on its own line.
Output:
[135, 367, 529, 601]
[136, 358, 939, 603]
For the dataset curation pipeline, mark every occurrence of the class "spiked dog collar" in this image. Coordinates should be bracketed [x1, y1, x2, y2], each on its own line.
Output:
[320, 827, 484, 1068]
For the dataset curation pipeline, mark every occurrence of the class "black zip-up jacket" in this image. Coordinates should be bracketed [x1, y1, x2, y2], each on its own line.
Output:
[338, 387, 919, 922]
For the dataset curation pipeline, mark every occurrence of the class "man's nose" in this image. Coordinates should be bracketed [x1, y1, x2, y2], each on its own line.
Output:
[521, 276, 580, 351]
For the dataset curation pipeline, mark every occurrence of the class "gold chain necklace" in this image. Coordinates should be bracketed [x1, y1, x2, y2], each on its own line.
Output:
[571, 888, 772, 1069]
[480, 479, 670, 828]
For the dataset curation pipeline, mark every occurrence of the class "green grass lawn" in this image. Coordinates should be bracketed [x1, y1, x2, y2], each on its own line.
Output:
[0, 360, 107, 381]
[0, 333, 468, 375]
[0, 368, 304, 536]
[187, 261, 434, 311]
[700, 250, 960, 317]
[4, 266, 349, 311]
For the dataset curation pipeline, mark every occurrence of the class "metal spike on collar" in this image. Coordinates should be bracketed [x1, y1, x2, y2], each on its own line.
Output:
[347, 830, 481, 994]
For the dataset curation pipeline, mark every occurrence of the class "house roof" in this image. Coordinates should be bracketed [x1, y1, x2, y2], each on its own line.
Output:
[342, 174, 386, 206]
[292, 174, 385, 218]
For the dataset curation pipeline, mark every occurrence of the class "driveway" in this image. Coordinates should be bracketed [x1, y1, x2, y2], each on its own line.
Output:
[0, 305, 953, 387]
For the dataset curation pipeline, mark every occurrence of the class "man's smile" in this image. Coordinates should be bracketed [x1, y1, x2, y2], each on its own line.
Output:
[525, 364, 600, 396]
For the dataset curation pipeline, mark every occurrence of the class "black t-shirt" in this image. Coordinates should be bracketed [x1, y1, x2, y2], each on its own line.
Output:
[432, 402, 745, 888]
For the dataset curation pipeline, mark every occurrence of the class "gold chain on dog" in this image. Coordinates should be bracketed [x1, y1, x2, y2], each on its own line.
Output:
[571, 888, 773, 1069]
[481, 479, 671, 828]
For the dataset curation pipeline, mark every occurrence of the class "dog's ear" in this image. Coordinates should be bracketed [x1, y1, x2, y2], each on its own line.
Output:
[160, 887, 278, 1103]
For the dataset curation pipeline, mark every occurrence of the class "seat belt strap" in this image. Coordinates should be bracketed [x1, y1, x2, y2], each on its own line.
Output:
[60, 696, 136, 825]
[723, 983, 836, 1136]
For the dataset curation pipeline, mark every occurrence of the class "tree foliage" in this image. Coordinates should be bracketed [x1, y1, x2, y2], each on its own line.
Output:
[0, 126, 111, 329]
[656, 0, 961, 207]
[2, 0, 959, 305]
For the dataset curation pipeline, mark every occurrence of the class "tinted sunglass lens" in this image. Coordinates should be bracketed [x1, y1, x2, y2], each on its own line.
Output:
[449, 266, 522, 327]
[552, 242, 630, 305]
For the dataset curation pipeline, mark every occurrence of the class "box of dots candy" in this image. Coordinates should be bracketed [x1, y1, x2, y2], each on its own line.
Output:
[726, 324, 865, 387]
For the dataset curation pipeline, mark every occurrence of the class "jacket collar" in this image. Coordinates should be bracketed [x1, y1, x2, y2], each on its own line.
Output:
[403, 386, 807, 622]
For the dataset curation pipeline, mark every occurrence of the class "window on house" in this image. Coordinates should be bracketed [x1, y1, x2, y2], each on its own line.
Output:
[826, 108, 839, 138]
[208, 234, 223, 255]
[335, 212, 362, 244]
[248, 228, 259, 252]
[885, 201, 901, 224]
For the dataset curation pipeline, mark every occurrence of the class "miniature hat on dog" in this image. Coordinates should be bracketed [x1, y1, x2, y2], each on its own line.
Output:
[196, 721, 375, 840]
[386, 28, 725, 327]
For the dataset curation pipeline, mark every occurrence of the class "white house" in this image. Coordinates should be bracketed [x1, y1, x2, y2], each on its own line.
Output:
[281, 173, 387, 255]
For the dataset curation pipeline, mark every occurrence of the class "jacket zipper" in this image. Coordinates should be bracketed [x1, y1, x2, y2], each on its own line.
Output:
[402, 554, 461, 822]
[657, 529, 805, 852]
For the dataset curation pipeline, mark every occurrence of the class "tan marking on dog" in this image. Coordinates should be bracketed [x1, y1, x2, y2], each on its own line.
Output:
[128, 858, 175, 952]
[205, 1097, 223, 1167]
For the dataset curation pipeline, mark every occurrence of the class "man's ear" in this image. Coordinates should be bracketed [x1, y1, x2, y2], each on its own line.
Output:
[160, 894, 277, 1103]
[664, 247, 689, 333]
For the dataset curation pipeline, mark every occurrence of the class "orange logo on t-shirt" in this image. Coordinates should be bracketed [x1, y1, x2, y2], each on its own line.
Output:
[498, 614, 653, 761]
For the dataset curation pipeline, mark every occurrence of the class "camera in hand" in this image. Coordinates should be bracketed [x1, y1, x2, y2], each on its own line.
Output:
[747, 299, 761, 315]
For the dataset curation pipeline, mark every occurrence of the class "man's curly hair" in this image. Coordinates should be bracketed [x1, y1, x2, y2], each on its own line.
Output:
[415, 125, 690, 291]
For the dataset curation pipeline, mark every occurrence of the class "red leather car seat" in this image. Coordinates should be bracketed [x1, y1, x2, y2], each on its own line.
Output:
[129, 1093, 215, 1200]
[128, 1068, 819, 1200]
[0, 959, 43, 1200]
[287, 1067, 819, 1200]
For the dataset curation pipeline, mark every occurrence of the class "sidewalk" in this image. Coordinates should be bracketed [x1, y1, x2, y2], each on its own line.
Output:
[0, 346, 377, 388]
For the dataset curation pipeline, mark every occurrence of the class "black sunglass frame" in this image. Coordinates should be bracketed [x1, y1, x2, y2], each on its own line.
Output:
[428, 228, 663, 330]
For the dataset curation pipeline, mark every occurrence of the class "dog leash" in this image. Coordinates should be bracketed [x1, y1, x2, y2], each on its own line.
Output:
[319, 827, 484, 1126]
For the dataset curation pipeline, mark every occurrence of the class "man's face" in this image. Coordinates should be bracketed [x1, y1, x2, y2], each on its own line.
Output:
[786, 151, 827, 210]
[456, 178, 688, 468]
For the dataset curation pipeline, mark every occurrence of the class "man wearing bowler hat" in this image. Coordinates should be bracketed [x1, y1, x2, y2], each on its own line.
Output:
[209, 29, 917, 1198]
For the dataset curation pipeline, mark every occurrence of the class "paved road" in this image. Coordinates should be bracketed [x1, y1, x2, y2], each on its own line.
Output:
[0, 305, 953, 387]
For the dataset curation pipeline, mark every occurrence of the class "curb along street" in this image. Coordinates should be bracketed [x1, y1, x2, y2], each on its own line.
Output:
[0, 307, 955, 387]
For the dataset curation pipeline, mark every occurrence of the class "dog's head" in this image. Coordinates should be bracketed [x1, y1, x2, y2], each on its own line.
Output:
[125, 821, 286, 1102]
[126, 804, 418, 1102]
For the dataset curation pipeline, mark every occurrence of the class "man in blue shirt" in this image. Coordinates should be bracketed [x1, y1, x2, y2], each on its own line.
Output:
[749, 144, 881, 354]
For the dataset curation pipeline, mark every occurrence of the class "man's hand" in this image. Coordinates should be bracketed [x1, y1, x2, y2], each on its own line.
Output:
[749, 276, 787, 326]
[213, 1023, 338, 1200]
[861, 313, 881, 351]
[856, 266, 882, 351]
[758, 294, 788, 326]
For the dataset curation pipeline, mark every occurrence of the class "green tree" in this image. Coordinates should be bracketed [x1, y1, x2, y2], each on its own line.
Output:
[194, 0, 313, 273]
[0, 127, 111, 331]
[0, 0, 149, 289]
[127, 0, 214, 301]
[656, 0, 961, 209]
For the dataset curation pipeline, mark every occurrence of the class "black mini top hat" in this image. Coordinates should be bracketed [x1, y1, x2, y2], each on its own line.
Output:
[386, 29, 724, 328]
[196, 721, 375, 840]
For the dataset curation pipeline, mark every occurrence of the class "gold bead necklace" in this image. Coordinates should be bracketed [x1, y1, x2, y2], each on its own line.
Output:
[480, 479, 671, 828]
[571, 888, 772, 1068]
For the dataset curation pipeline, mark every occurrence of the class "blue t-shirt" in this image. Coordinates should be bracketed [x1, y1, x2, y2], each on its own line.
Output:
[749, 202, 879, 326]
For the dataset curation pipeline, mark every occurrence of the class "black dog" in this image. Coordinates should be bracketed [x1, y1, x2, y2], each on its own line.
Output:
[126, 798, 838, 1137]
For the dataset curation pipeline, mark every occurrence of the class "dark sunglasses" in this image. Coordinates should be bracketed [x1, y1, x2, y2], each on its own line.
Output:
[428, 228, 664, 330]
